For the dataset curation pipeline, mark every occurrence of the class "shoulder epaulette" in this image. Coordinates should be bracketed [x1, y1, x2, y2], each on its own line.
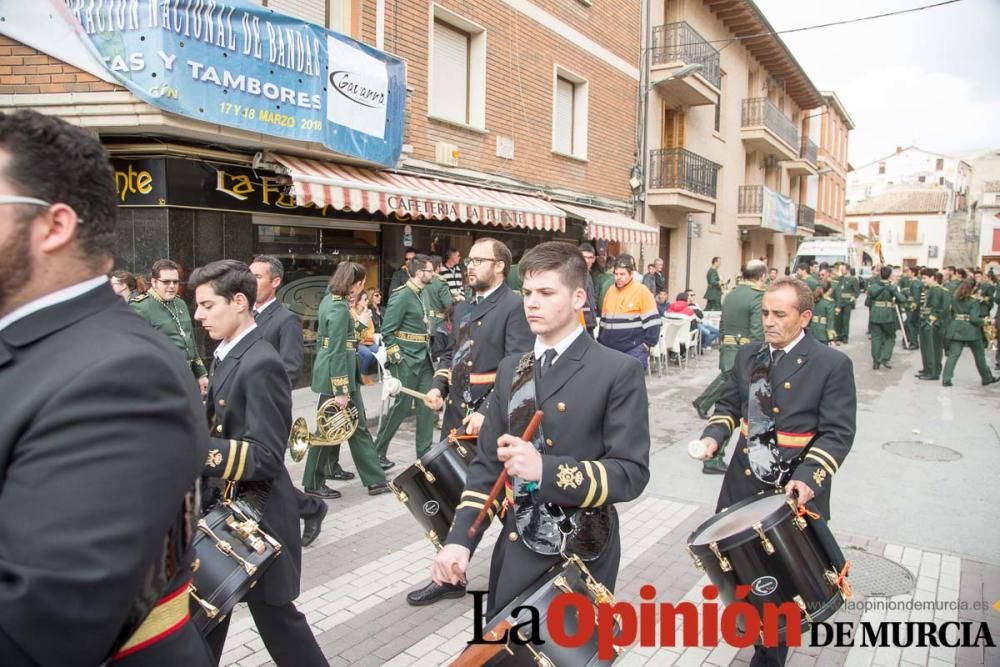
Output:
[391, 284, 407, 293]
[751, 285, 765, 292]
[130, 293, 148, 303]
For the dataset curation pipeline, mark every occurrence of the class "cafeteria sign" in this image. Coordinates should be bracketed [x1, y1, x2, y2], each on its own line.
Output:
[54, 0, 406, 166]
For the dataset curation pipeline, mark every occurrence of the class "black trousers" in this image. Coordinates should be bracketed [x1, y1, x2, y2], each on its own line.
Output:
[296, 487, 325, 518]
[206, 600, 328, 666]
[751, 643, 789, 666]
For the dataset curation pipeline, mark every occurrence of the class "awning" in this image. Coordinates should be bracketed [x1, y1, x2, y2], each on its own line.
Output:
[557, 202, 658, 246]
[271, 154, 565, 232]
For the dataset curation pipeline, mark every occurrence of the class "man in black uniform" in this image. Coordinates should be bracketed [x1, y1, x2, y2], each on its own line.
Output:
[432, 241, 650, 618]
[0, 110, 211, 665]
[695, 277, 856, 666]
[249, 255, 328, 547]
[409, 237, 533, 606]
[191, 260, 326, 665]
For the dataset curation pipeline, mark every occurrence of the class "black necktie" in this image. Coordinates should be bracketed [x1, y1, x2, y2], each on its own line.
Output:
[771, 349, 785, 368]
[210, 354, 220, 377]
[538, 348, 557, 380]
[253, 309, 260, 321]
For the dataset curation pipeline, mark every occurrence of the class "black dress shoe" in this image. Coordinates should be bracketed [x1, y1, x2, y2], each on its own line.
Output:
[379, 456, 395, 471]
[368, 482, 392, 496]
[882, 362, 892, 369]
[983, 376, 1000, 386]
[942, 381, 953, 387]
[873, 361, 880, 370]
[915, 372, 928, 378]
[330, 469, 356, 481]
[302, 502, 328, 547]
[406, 580, 466, 606]
[920, 375, 940, 381]
[692, 400, 710, 420]
[305, 485, 341, 499]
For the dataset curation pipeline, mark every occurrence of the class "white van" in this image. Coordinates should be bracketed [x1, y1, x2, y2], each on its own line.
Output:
[791, 237, 861, 273]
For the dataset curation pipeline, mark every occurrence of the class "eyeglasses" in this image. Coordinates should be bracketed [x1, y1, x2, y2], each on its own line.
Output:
[467, 257, 497, 266]
[0, 195, 51, 207]
[157, 279, 181, 285]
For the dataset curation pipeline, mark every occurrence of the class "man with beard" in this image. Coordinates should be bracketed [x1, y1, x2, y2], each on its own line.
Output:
[131, 258, 209, 395]
[409, 237, 532, 606]
[373, 254, 438, 464]
[0, 110, 211, 665]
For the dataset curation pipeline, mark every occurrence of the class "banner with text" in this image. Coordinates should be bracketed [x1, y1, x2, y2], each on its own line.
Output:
[761, 187, 797, 235]
[54, 0, 406, 166]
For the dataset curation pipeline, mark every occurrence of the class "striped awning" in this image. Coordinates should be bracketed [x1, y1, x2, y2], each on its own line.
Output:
[557, 202, 658, 246]
[271, 154, 565, 232]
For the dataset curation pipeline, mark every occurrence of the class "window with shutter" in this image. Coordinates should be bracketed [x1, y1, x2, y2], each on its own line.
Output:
[904, 220, 918, 243]
[992, 229, 1000, 252]
[553, 77, 575, 154]
[432, 21, 470, 124]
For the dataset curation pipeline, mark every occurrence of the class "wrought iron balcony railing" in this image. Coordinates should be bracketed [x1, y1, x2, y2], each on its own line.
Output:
[800, 138, 818, 165]
[648, 148, 720, 198]
[741, 98, 799, 150]
[650, 22, 722, 88]
[797, 204, 816, 231]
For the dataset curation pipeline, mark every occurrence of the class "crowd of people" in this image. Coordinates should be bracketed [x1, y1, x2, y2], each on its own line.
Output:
[1, 109, 995, 667]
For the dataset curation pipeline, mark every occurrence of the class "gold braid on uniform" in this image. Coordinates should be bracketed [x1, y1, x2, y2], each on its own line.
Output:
[707, 414, 736, 434]
[455, 490, 500, 519]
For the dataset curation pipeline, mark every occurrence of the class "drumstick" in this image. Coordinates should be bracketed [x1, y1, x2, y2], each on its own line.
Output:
[395, 386, 433, 402]
[467, 410, 544, 539]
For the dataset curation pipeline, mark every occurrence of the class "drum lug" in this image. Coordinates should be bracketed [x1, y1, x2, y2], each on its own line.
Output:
[189, 584, 220, 619]
[456, 444, 468, 458]
[793, 515, 808, 530]
[553, 575, 573, 595]
[686, 545, 704, 570]
[752, 522, 775, 555]
[388, 481, 408, 504]
[788, 499, 808, 530]
[793, 595, 814, 624]
[426, 529, 442, 550]
[415, 460, 437, 484]
[225, 515, 267, 555]
[518, 632, 554, 667]
[199, 519, 258, 576]
[709, 541, 732, 572]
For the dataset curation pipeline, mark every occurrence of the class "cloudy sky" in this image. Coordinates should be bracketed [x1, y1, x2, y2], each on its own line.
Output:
[753, 0, 1000, 168]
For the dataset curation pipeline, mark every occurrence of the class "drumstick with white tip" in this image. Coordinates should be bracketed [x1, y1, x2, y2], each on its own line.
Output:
[381, 376, 432, 403]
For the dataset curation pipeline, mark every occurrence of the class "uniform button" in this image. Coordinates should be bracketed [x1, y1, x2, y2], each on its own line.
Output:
[460, 402, 466, 408]
[772, 407, 780, 414]
[742, 447, 749, 454]
[215, 425, 223, 433]
[783, 382, 791, 389]
[466, 361, 473, 367]
[477, 321, 482, 326]
[218, 399, 226, 406]
[557, 402, 566, 412]
[469, 340, 474, 346]
[745, 469, 752, 476]
[447, 399, 453, 405]
[508, 532, 519, 542]
[545, 438, 554, 448]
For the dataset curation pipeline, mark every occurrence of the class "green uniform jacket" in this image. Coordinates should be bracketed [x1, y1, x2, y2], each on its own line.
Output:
[803, 274, 820, 292]
[506, 264, 522, 291]
[974, 283, 995, 318]
[310, 295, 360, 396]
[718, 283, 764, 372]
[921, 284, 948, 328]
[593, 271, 614, 315]
[865, 280, 903, 327]
[909, 280, 924, 314]
[945, 297, 985, 341]
[840, 276, 860, 308]
[129, 291, 206, 378]
[382, 280, 431, 367]
[704, 268, 722, 302]
[422, 274, 454, 332]
[944, 279, 961, 294]
[810, 297, 837, 342]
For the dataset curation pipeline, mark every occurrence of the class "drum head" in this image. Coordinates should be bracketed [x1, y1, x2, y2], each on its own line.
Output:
[690, 492, 790, 546]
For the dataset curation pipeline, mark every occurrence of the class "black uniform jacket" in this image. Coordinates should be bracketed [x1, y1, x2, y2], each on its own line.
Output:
[446, 332, 650, 616]
[0, 284, 208, 665]
[203, 328, 301, 606]
[702, 333, 856, 518]
[254, 300, 304, 384]
[431, 283, 533, 434]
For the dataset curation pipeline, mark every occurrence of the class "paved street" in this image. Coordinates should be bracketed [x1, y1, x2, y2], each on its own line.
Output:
[222, 309, 1000, 667]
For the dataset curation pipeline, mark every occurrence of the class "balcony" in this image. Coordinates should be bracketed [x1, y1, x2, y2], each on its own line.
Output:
[649, 22, 721, 107]
[647, 147, 720, 214]
[815, 211, 845, 235]
[797, 204, 815, 236]
[737, 185, 797, 234]
[740, 98, 799, 161]
[786, 138, 819, 177]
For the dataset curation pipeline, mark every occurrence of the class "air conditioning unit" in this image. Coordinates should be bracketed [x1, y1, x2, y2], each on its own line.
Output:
[435, 141, 460, 167]
[496, 135, 515, 160]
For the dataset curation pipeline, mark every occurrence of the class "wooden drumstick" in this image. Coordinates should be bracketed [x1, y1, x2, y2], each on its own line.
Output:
[467, 410, 544, 539]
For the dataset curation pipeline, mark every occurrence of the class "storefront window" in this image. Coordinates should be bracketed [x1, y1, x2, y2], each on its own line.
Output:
[253, 223, 379, 388]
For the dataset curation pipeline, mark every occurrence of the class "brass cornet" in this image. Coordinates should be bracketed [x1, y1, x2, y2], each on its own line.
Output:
[287, 397, 360, 463]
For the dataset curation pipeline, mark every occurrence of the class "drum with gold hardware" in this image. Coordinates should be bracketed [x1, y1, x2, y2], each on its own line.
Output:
[389, 432, 475, 549]
[189, 498, 282, 633]
[452, 555, 624, 666]
[686, 490, 848, 640]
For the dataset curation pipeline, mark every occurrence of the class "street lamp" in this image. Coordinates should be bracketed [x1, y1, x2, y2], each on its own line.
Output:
[658, 62, 705, 84]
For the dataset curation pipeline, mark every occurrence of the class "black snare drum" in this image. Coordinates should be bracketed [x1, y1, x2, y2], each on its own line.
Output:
[189, 500, 281, 633]
[474, 556, 623, 666]
[686, 491, 847, 640]
[389, 435, 473, 548]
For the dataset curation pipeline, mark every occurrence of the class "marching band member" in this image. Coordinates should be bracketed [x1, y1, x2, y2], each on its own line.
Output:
[191, 260, 326, 665]
[431, 241, 650, 618]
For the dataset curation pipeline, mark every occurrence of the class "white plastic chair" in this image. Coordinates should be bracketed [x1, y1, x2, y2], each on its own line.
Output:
[702, 310, 722, 331]
[660, 318, 687, 369]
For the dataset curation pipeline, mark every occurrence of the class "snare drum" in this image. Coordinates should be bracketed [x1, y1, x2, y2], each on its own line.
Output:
[462, 556, 623, 666]
[189, 500, 281, 633]
[389, 435, 473, 548]
[686, 491, 847, 639]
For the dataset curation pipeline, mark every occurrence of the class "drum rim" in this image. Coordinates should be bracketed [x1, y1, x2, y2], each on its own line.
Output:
[686, 490, 793, 551]
[390, 435, 471, 486]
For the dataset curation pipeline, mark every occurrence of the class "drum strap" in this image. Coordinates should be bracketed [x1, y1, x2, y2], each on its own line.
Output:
[506, 353, 613, 561]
